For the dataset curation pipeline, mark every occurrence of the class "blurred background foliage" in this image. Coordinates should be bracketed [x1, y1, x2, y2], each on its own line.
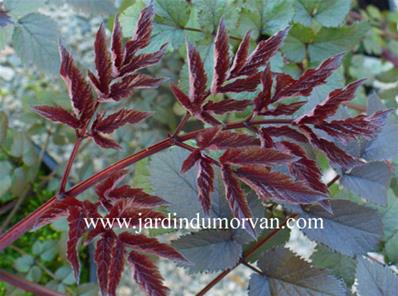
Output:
[1, 0, 398, 295]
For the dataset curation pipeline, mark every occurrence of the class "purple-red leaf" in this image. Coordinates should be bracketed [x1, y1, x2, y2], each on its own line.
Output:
[181, 148, 201, 173]
[95, 170, 128, 208]
[95, 232, 115, 296]
[212, 19, 229, 93]
[109, 73, 163, 101]
[197, 127, 259, 150]
[125, 5, 154, 58]
[254, 65, 273, 112]
[261, 101, 306, 116]
[107, 239, 125, 296]
[128, 251, 169, 296]
[314, 110, 390, 142]
[220, 147, 294, 165]
[120, 43, 167, 76]
[170, 83, 194, 112]
[237, 28, 289, 77]
[297, 79, 365, 124]
[33, 105, 80, 129]
[204, 99, 250, 114]
[281, 141, 328, 194]
[92, 131, 121, 150]
[273, 53, 344, 101]
[108, 185, 167, 208]
[120, 232, 186, 262]
[301, 126, 362, 168]
[261, 126, 308, 143]
[220, 72, 262, 93]
[111, 16, 124, 75]
[229, 31, 251, 79]
[93, 109, 150, 134]
[236, 166, 327, 205]
[59, 45, 95, 120]
[187, 43, 208, 104]
[94, 24, 112, 95]
[221, 164, 255, 237]
[197, 158, 214, 214]
[67, 206, 85, 283]
[35, 196, 81, 228]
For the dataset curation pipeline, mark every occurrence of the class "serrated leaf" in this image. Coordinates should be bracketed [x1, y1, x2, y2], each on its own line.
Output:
[128, 251, 169, 296]
[341, 161, 392, 206]
[294, 0, 351, 28]
[172, 229, 242, 272]
[311, 245, 356, 287]
[298, 200, 383, 256]
[356, 257, 398, 296]
[67, 206, 85, 282]
[308, 22, 370, 62]
[236, 166, 327, 205]
[33, 105, 80, 129]
[12, 13, 60, 74]
[95, 232, 115, 295]
[107, 239, 125, 296]
[249, 247, 346, 296]
[273, 53, 344, 101]
[93, 109, 150, 134]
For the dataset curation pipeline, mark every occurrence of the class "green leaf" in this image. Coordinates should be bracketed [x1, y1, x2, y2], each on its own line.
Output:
[132, 158, 152, 193]
[0, 161, 12, 199]
[14, 255, 34, 273]
[195, 0, 241, 34]
[241, 0, 294, 36]
[308, 22, 370, 62]
[294, 0, 351, 28]
[0, 112, 8, 143]
[12, 13, 60, 74]
[172, 229, 242, 272]
[55, 266, 75, 285]
[356, 257, 398, 296]
[121, 0, 191, 51]
[380, 194, 398, 264]
[249, 247, 346, 296]
[311, 245, 356, 286]
[66, 0, 116, 15]
[10, 131, 37, 166]
[26, 266, 42, 282]
[4, 0, 46, 18]
[281, 24, 315, 62]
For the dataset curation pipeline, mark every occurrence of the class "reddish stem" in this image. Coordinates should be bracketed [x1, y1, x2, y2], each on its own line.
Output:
[59, 137, 83, 193]
[0, 269, 64, 296]
[0, 118, 291, 251]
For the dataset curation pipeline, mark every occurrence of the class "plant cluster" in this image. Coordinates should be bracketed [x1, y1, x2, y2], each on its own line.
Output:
[1, 2, 398, 296]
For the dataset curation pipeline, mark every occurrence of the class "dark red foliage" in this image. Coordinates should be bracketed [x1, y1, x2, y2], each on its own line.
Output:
[128, 251, 169, 296]
[33, 106, 80, 129]
[27, 4, 393, 296]
[212, 19, 229, 93]
[107, 239, 125, 296]
[119, 232, 185, 262]
[313, 110, 390, 142]
[95, 232, 115, 295]
[197, 158, 215, 214]
[281, 141, 328, 194]
[204, 99, 251, 115]
[236, 166, 328, 205]
[67, 206, 85, 282]
[196, 127, 259, 150]
[273, 53, 344, 101]
[221, 164, 255, 237]
[220, 147, 294, 166]
[297, 79, 365, 124]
